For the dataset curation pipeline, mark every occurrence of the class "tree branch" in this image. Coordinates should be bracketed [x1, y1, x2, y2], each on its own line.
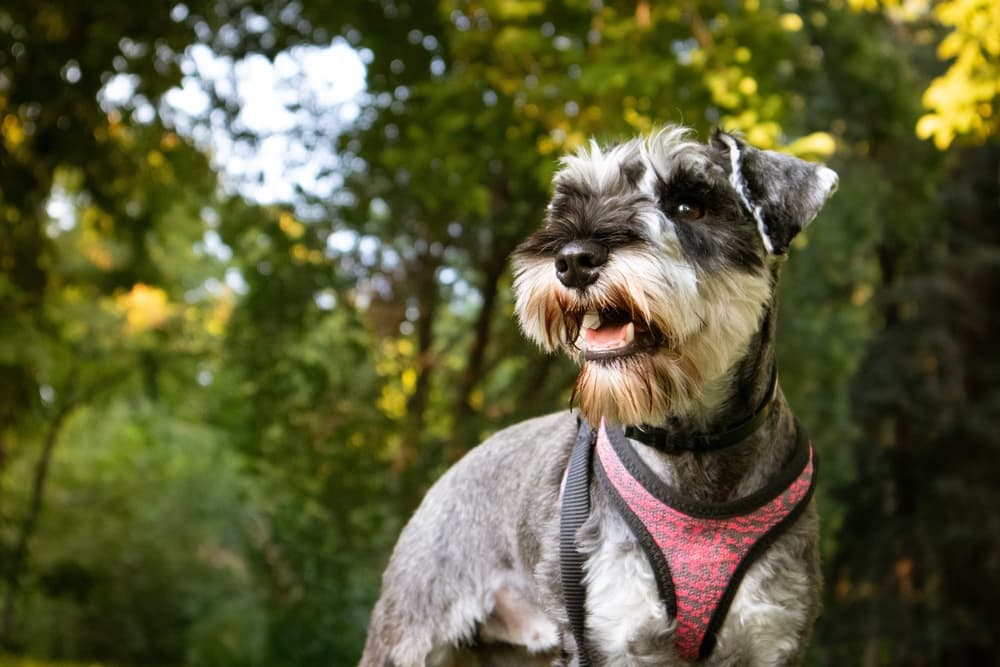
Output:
[0, 369, 129, 647]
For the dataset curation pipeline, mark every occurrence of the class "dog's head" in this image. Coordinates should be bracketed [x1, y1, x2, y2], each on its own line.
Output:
[512, 126, 837, 426]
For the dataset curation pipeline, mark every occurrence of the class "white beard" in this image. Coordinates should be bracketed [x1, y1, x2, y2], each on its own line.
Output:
[513, 250, 772, 426]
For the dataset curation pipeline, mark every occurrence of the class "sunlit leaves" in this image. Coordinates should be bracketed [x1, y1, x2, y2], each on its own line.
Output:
[916, 0, 999, 148]
[375, 338, 417, 421]
[784, 131, 839, 159]
[115, 283, 173, 334]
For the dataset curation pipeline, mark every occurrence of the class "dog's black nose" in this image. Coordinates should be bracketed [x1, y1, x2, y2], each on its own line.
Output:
[555, 240, 608, 288]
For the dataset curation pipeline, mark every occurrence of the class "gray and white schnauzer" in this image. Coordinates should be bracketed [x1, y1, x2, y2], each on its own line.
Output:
[361, 125, 838, 666]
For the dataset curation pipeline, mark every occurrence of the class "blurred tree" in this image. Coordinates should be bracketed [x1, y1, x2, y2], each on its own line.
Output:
[0, 0, 276, 658]
[17, 396, 266, 666]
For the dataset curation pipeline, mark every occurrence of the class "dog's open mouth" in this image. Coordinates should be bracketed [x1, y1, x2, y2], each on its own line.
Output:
[574, 307, 661, 360]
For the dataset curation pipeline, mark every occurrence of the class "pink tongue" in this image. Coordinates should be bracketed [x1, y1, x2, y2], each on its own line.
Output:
[584, 323, 629, 350]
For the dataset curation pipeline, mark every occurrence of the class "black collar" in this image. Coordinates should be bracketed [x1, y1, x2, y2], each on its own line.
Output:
[623, 366, 778, 453]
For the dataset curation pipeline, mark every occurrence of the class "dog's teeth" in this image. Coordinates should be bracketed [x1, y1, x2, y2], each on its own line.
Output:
[625, 322, 635, 344]
[581, 312, 601, 330]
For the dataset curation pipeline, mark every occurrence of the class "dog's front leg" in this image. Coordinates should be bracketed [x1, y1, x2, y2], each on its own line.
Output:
[359, 415, 575, 667]
[359, 518, 528, 667]
[361, 530, 562, 667]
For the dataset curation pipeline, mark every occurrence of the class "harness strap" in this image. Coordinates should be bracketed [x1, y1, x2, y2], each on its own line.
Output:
[560, 419, 596, 666]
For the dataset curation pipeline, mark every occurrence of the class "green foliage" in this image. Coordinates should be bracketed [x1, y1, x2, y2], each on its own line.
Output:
[0, 657, 116, 667]
[17, 398, 264, 666]
[1, 0, 998, 665]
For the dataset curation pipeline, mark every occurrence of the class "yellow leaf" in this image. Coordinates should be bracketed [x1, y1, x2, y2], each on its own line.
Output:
[117, 283, 173, 334]
[85, 244, 115, 271]
[738, 76, 758, 96]
[918, 0, 1000, 148]
[2, 114, 24, 151]
[469, 388, 485, 409]
[161, 132, 180, 150]
[495, 0, 545, 19]
[784, 132, 838, 158]
[779, 13, 804, 31]
[401, 367, 417, 392]
[915, 113, 941, 139]
[278, 212, 305, 239]
[378, 384, 407, 419]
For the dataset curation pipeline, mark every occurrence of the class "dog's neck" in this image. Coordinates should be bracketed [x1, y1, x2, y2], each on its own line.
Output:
[704, 299, 778, 429]
[629, 297, 798, 503]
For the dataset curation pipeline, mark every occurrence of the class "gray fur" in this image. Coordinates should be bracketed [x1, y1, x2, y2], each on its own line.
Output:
[360, 126, 837, 666]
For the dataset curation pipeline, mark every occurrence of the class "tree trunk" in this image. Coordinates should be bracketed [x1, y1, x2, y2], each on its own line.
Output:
[0, 403, 71, 648]
[396, 253, 441, 511]
[447, 254, 506, 459]
[0, 370, 126, 647]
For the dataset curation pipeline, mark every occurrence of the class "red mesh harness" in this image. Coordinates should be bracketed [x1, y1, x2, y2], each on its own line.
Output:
[560, 417, 816, 663]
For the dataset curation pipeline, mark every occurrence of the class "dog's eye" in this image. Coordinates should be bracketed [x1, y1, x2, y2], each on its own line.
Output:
[674, 201, 705, 222]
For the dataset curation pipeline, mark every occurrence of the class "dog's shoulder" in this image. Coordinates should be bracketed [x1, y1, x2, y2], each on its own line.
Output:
[387, 411, 578, 582]
[422, 411, 578, 510]
[471, 410, 578, 477]
[478, 410, 579, 455]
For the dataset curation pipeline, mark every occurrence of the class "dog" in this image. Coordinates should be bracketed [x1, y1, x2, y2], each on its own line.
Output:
[360, 125, 838, 666]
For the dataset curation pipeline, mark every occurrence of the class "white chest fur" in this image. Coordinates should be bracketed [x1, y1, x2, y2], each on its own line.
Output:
[582, 511, 676, 664]
[580, 505, 817, 666]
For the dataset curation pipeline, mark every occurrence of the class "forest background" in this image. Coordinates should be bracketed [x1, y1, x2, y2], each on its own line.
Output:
[1, 0, 998, 665]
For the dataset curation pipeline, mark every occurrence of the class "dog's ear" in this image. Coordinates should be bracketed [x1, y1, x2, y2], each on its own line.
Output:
[711, 129, 838, 255]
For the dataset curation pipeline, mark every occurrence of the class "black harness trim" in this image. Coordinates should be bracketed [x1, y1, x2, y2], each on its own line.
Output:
[624, 366, 778, 453]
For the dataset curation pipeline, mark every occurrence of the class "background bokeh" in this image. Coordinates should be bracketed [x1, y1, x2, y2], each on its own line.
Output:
[1, 1, 998, 665]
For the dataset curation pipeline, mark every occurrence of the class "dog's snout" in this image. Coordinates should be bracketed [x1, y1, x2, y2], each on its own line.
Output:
[555, 240, 607, 288]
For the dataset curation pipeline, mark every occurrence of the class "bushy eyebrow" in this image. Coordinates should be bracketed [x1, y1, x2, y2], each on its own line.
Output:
[656, 167, 724, 204]
[621, 160, 646, 189]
